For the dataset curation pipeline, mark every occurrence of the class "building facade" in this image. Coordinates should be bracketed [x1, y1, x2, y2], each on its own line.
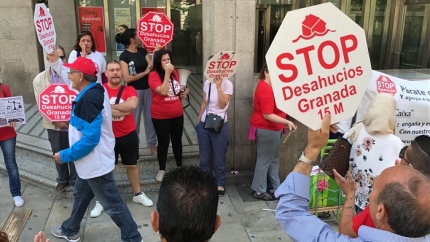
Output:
[1, 0, 430, 177]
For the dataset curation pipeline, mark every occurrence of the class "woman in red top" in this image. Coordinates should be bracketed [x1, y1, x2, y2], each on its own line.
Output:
[0, 83, 24, 207]
[249, 63, 297, 201]
[148, 49, 189, 182]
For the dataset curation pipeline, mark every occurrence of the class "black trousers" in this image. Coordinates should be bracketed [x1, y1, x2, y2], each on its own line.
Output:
[47, 130, 77, 184]
[152, 115, 183, 170]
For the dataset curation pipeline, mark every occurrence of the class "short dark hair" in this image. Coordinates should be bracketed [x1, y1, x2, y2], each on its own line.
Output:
[0, 231, 8, 242]
[409, 135, 430, 177]
[106, 60, 120, 69]
[157, 166, 219, 242]
[74, 31, 96, 52]
[378, 179, 430, 237]
[115, 28, 136, 47]
[83, 73, 97, 83]
[259, 62, 268, 80]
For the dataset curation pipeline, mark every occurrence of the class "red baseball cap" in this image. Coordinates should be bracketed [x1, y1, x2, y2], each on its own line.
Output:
[64, 57, 98, 76]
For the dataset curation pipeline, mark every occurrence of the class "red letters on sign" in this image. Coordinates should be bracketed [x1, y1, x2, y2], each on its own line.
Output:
[36, 18, 53, 33]
[275, 34, 359, 83]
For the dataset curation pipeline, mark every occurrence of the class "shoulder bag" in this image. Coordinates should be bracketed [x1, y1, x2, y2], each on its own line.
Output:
[319, 112, 357, 179]
[203, 83, 225, 133]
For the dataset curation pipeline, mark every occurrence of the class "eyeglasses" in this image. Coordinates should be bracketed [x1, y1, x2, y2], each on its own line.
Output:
[67, 71, 81, 75]
[399, 146, 413, 168]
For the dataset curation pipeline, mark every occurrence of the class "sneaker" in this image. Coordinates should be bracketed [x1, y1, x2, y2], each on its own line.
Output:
[156, 170, 165, 182]
[51, 226, 80, 242]
[90, 201, 104, 218]
[56, 183, 68, 192]
[133, 192, 153, 207]
[253, 191, 276, 201]
[13, 196, 24, 207]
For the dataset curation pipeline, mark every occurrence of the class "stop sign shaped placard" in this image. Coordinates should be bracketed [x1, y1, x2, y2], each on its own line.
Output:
[38, 84, 76, 122]
[376, 75, 397, 96]
[138, 12, 174, 48]
[266, 3, 372, 130]
[34, 3, 56, 54]
[203, 51, 239, 83]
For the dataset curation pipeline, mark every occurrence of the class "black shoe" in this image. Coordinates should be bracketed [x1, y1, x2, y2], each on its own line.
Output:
[218, 189, 225, 197]
[56, 183, 68, 192]
[253, 191, 275, 201]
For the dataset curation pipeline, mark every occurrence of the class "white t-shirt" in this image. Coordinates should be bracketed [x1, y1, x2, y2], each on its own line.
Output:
[68, 50, 107, 84]
[201, 79, 233, 122]
[344, 127, 403, 210]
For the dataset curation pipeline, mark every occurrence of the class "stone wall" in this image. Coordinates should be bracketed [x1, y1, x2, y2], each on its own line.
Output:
[0, 0, 42, 103]
[48, 0, 78, 61]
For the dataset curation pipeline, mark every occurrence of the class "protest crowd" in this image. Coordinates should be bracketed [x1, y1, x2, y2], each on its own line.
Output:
[1, 3, 430, 242]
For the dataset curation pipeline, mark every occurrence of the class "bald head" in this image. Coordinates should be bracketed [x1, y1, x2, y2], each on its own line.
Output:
[372, 166, 430, 237]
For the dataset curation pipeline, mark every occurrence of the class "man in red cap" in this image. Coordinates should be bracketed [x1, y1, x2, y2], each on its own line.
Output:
[51, 57, 142, 242]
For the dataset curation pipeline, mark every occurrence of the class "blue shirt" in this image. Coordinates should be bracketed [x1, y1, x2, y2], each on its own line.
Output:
[274, 172, 429, 242]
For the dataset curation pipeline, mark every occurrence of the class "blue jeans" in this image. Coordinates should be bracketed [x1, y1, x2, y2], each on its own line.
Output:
[0, 137, 21, 197]
[196, 121, 230, 187]
[61, 172, 141, 242]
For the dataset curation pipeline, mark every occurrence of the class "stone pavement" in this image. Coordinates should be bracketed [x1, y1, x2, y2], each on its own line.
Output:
[0, 172, 340, 242]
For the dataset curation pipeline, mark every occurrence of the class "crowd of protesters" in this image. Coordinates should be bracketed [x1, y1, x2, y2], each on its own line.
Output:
[0, 28, 429, 242]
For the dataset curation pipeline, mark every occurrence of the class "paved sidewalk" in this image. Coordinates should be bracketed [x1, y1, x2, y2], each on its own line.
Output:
[0, 172, 339, 242]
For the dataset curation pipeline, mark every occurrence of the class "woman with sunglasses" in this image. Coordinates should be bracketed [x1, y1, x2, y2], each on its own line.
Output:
[343, 93, 403, 214]
[68, 31, 106, 84]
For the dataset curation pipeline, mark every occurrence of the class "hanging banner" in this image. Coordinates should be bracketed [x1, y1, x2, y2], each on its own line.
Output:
[114, 8, 131, 56]
[0, 96, 26, 128]
[356, 71, 430, 144]
[141, 7, 166, 54]
[78, 7, 106, 55]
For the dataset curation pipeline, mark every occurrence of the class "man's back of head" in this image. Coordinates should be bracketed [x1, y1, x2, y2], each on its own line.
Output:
[151, 166, 220, 242]
[373, 166, 430, 237]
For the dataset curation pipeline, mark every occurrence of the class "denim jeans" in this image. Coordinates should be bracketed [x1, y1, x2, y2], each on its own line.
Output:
[0, 137, 21, 197]
[195, 121, 230, 187]
[61, 171, 141, 242]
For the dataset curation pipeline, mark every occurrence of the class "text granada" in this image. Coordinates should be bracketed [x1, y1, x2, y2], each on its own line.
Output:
[282, 66, 362, 112]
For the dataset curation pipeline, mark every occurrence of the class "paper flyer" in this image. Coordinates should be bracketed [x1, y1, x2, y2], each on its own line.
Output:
[114, 8, 131, 56]
[0, 96, 26, 128]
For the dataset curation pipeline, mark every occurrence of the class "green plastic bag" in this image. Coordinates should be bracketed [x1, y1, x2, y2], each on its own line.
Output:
[309, 166, 345, 208]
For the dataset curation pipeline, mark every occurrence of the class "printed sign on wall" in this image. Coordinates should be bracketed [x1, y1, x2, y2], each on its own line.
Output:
[78, 7, 106, 55]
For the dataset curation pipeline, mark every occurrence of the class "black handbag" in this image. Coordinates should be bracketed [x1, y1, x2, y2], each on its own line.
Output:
[203, 83, 225, 133]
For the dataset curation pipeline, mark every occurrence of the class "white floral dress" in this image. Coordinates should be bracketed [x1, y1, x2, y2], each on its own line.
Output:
[344, 127, 403, 210]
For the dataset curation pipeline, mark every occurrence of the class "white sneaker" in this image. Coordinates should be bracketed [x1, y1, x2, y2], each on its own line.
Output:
[13, 196, 24, 207]
[156, 170, 165, 182]
[133, 192, 153, 207]
[90, 201, 104, 218]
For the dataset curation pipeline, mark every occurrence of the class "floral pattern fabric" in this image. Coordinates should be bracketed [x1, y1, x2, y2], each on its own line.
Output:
[345, 127, 403, 210]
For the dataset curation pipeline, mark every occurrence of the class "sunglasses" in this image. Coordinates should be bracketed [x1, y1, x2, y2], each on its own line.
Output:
[399, 146, 413, 168]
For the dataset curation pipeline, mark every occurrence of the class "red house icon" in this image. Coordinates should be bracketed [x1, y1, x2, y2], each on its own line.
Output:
[39, 7, 46, 17]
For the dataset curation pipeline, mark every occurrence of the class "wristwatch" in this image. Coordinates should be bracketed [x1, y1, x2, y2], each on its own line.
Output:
[298, 151, 318, 166]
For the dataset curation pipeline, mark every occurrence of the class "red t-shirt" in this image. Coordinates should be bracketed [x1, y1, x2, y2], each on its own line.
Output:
[250, 80, 286, 131]
[0, 84, 17, 141]
[148, 70, 183, 119]
[352, 205, 375, 234]
[103, 84, 137, 138]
